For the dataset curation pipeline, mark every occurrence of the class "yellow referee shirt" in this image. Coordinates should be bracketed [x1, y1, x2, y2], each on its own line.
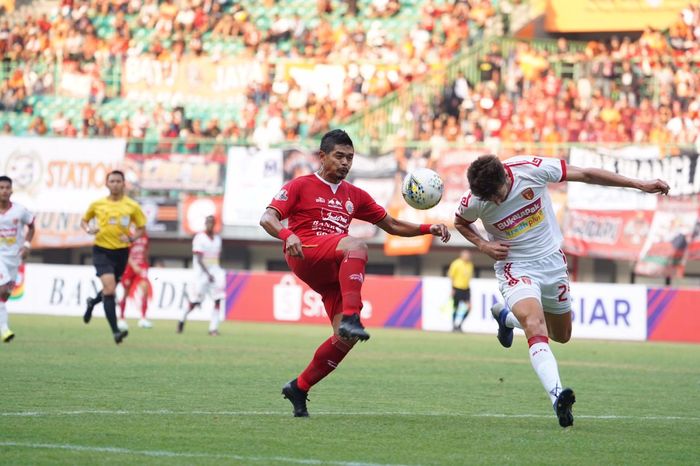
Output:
[448, 258, 474, 291]
[82, 196, 147, 250]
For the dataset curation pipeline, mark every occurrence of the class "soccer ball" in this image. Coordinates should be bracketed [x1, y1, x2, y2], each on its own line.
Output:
[401, 168, 444, 210]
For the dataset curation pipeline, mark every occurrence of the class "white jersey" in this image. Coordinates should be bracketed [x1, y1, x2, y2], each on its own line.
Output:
[192, 232, 222, 274]
[456, 156, 566, 262]
[0, 202, 34, 262]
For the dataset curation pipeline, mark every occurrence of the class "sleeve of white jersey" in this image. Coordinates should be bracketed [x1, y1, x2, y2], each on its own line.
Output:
[455, 191, 479, 223]
[21, 206, 35, 225]
[192, 233, 202, 254]
[531, 156, 567, 184]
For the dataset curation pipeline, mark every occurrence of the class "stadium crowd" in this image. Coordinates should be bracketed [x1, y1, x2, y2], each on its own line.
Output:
[1, 0, 700, 151]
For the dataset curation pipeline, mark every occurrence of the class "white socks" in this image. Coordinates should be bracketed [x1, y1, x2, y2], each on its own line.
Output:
[209, 306, 220, 332]
[0, 301, 8, 332]
[529, 337, 563, 405]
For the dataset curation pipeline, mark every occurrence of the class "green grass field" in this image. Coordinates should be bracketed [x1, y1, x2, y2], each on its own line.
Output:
[1, 315, 699, 465]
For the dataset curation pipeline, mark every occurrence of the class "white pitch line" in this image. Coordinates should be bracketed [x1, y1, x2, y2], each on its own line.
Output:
[1, 409, 698, 422]
[0, 441, 415, 466]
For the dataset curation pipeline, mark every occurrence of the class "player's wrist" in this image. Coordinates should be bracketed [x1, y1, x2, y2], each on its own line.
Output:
[278, 228, 293, 241]
[23, 240, 31, 249]
[419, 224, 432, 234]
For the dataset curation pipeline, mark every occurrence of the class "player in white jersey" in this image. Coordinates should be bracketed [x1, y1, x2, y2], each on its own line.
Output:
[0, 176, 36, 343]
[177, 215, 226, 335]
[454, 155, 669, 427]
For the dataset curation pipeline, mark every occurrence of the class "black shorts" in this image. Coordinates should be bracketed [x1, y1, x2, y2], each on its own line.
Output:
[93, 245, 129, 282]
[453, 287, 471, 303]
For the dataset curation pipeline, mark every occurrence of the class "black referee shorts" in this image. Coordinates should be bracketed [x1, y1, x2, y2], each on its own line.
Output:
[93, 245, 129, 282]
[453, 287, 471, 303]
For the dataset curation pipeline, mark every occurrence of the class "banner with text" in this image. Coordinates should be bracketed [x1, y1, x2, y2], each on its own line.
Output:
[125, 152, 226, 193]
[8, 264, 215, 322]
[422, 278, 648, 340]
[226, 271, 422, 329]
[0, 136, 125, 248]
[121, 56, 266, 103]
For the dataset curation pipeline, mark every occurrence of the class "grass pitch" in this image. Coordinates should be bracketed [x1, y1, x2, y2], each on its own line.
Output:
[1, 315, 699, 465]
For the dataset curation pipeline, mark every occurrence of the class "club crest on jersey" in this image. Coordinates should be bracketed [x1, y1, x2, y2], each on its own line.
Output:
[345, 200, 354, 214]
[274, 189, 288, 201]
[328, 198, 342, 209]
[521, 188, 534, 200]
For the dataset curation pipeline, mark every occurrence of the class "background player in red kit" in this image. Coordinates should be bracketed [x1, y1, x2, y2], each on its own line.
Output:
[118, 232, 152, 329]
[260, 129, 451, 417]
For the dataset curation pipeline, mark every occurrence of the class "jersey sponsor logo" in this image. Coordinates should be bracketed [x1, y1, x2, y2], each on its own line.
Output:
[274, 189, 288, 201]
[328, 198, 342, 209]
[345, 200, 354, 214]
[315, 196, 326, 203]
[521, 188, 534, 200]
[321, 208, 349, 228]
[494, 198, 544, 239]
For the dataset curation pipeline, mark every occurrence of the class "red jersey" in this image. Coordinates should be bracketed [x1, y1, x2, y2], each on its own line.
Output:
[128, 234, 149, 267]
[268, 173, 387, 241]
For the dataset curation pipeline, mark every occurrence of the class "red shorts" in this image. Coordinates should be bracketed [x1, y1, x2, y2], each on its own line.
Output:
[121, 264, 149, 288]
[285, 233, 346, 321]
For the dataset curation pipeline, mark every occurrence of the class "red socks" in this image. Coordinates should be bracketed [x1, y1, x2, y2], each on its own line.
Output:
[297, 336, 352, 392]
[338, 249, 367, 317]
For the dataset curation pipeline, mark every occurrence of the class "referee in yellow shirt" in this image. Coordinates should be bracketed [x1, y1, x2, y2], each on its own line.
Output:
[81, 170, 146, 344]
[447, 250, 474, 332]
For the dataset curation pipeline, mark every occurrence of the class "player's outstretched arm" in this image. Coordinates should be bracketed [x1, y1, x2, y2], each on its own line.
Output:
[376, 214, 451, 243]
[454, 215, 509, 261]
[566, 165, 670, 194]
[260, 207, 304, 258]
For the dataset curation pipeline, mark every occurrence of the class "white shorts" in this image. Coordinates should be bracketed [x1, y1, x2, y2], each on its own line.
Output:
[494, 249, 571, 315]
[190, 267, 226, 302]
[0, 259, 19, 287]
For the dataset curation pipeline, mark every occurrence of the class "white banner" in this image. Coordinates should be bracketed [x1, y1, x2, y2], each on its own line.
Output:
[0, 137, 126, 247]
[9, 264, 214, 322]
[223, 146, 283, 226]
[423, 277, 647, 341]
[567, 146, 661, 211]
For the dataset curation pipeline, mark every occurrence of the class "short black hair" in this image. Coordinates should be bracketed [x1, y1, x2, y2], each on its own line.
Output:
[0, 175, 11, 185]
[106, 170, 125, 181]
[320, 129, 353, 154]
[467, 155, 507, 200]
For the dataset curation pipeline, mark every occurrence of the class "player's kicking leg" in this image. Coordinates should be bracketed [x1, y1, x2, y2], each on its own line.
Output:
[336, 239, 370, 341]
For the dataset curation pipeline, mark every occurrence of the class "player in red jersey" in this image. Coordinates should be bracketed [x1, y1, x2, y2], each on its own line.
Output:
[118, 232, 152, 329]
[260, 129, 451, 417]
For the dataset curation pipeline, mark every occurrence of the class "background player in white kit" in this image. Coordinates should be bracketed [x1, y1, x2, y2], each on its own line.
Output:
[177, 215, 225, 336]
[454, 155, 669, 427]
[0, 176, 35, 343]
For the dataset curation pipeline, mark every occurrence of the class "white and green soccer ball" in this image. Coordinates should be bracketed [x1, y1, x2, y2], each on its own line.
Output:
[401, 168, 444, 210]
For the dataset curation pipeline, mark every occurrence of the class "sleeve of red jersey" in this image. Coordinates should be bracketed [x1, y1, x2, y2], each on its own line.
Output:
[352, 185, 387, 224]
[267, 179, 298, 220]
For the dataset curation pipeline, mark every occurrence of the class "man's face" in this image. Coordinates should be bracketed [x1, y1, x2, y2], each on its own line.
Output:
[106, 174, 125, 196]
[0, 181, 12, 202]
[320, 144, 354, 182]
[205, 216, 216, 232]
